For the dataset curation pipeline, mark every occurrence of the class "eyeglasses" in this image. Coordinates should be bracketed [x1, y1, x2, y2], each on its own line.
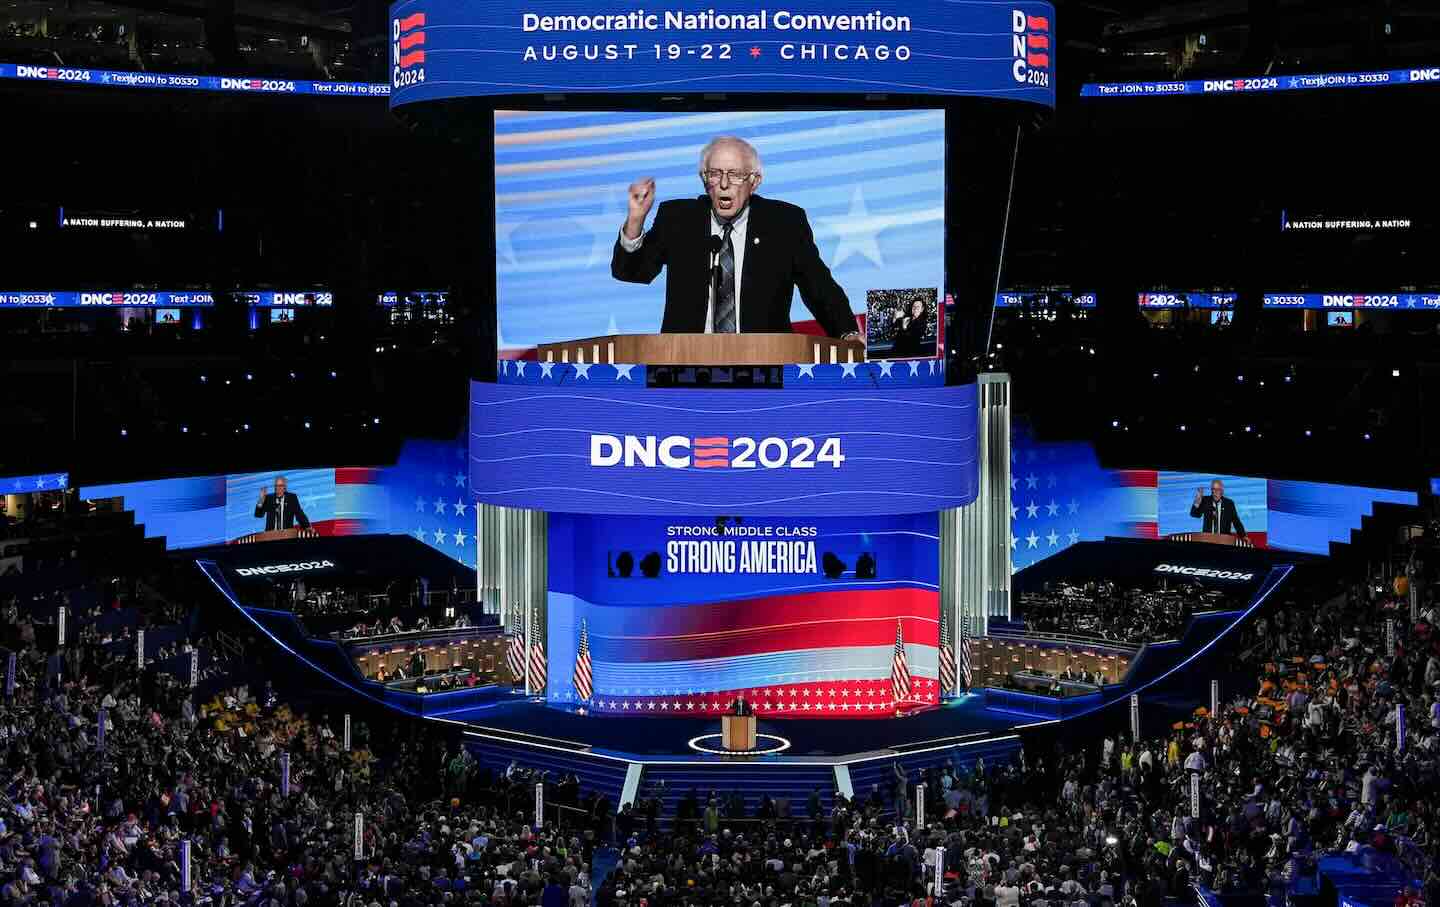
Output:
[700, 169, 755, 186]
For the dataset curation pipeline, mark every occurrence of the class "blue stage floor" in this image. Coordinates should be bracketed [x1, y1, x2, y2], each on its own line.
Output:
[437, 691, 1020, 758]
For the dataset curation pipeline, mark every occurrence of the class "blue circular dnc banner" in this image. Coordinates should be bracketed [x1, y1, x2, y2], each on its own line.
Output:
[388, 0, 1055, 107]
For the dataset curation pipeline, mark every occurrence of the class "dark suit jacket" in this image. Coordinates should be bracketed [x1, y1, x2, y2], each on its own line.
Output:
[611, 194, 858, 338]
[1189, 496, 1246, 536]
[254, 491, 310, 530]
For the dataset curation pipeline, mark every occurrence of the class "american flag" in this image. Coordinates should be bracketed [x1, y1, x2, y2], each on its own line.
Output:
[938, 612, 957, 696]
[890, 619, 911, 703]
[527, 605, 547, 691]
[572, 620, 593, 702]
[506, 622, 526, 685]
[960, 617, 973, 691]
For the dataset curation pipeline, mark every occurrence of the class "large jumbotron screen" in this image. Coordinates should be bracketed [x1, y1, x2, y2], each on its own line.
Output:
[493, 108, 945, 355]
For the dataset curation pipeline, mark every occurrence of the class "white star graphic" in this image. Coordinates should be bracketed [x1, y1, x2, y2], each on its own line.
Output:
[1025, 473, 1039, 489]
[495, 217, 523, 267]
[1068, 529, 1080, 545]
[433, 529, 448, 545]
[453, 500, 468, 517]
[415, 496, 427, 513]
[1010, 504, 1019, 520]
[453, 473, 466, 487]
[1069, 498, 1080, 514]
[877, 360, 894, 378]
[1046, 530, 1059, 547]
[1046, 500, 1059, 517]
[1025, 501, 1039, 519]
[613, 364, 636, 381]
[539, 362, 555, 379]
[1025, 531, 1039, 549]
[499, 360, 508, 375]
[1010, 476, 1018, 490]
[413, 527, 426, 540]
[573, 362, 592, 379]
[908, 361, 921, 377]
[569, 187, 628, 268]
[840, 362, 858, 379]
[820, 185, 888, 269]
[795, 364, 816, 379]
[433, 498, 446, 514]
[454, 529, 468, 547]
[928, 360, 936, 375]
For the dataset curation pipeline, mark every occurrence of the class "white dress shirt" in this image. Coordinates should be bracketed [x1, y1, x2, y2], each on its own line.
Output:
[618, 204, 750, 332]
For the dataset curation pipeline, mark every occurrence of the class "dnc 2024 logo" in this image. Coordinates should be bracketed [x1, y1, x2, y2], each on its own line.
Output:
[1011, 10, 1050, 87]
[590, 435, 845, 470]
[392, 12, 427, 88]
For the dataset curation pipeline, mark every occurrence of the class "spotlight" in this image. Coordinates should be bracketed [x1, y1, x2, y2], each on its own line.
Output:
[1364, 432, 1372, 441]
[181, 426, 188, 434]
[1244, 425, 1251, 433]
[304, 421, 312, 429]
[199, 375, 207, 383]
[1392, 369, 1401, 377]
[119, 428, 127, 437]
[1304, 429, 1312, 437]
[1111, 420, 1120, 428]
[373, 417, 381, 424]
[242, 423, 250, 431]
[329, 371, 337, 378]
[245, 373, 253, 381]
[1236, 374, 1244, 382]
[1179, 424, 1187, 432]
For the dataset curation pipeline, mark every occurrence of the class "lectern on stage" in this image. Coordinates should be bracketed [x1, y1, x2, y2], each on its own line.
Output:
[722, 713, 757, 751]
[537, 333, 866, 367]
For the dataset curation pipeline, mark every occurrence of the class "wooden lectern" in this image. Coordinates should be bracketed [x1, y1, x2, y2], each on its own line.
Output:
[536, 333, 865, 367]
[228, 527, 320, 545]
[1165, 532, 1254, 548]
[721, 714, 757, 752]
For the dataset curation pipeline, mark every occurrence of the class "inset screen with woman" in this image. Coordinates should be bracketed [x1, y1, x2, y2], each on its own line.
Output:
[865, 288, 938, 360]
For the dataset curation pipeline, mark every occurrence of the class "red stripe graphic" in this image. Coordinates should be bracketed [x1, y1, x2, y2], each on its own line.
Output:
[1027, 52, 1050, 68]
[1027, 15, 1049, 31]
[398, 12, 426, 32]
[398, 50, 426, 68]
[693, 448, 729, 457]
[1027, 34, 1049, 49]
[692, 460, 730, 469]
[1114, 469, 1158, 488]
[693, 437, 729, 445]
[399, 32, 425, 50]
[599, 588, 939, 663]
[335, 467, 381, 485]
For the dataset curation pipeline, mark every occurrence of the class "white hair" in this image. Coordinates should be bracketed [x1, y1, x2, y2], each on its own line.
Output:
[699, 136, 762, 177]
